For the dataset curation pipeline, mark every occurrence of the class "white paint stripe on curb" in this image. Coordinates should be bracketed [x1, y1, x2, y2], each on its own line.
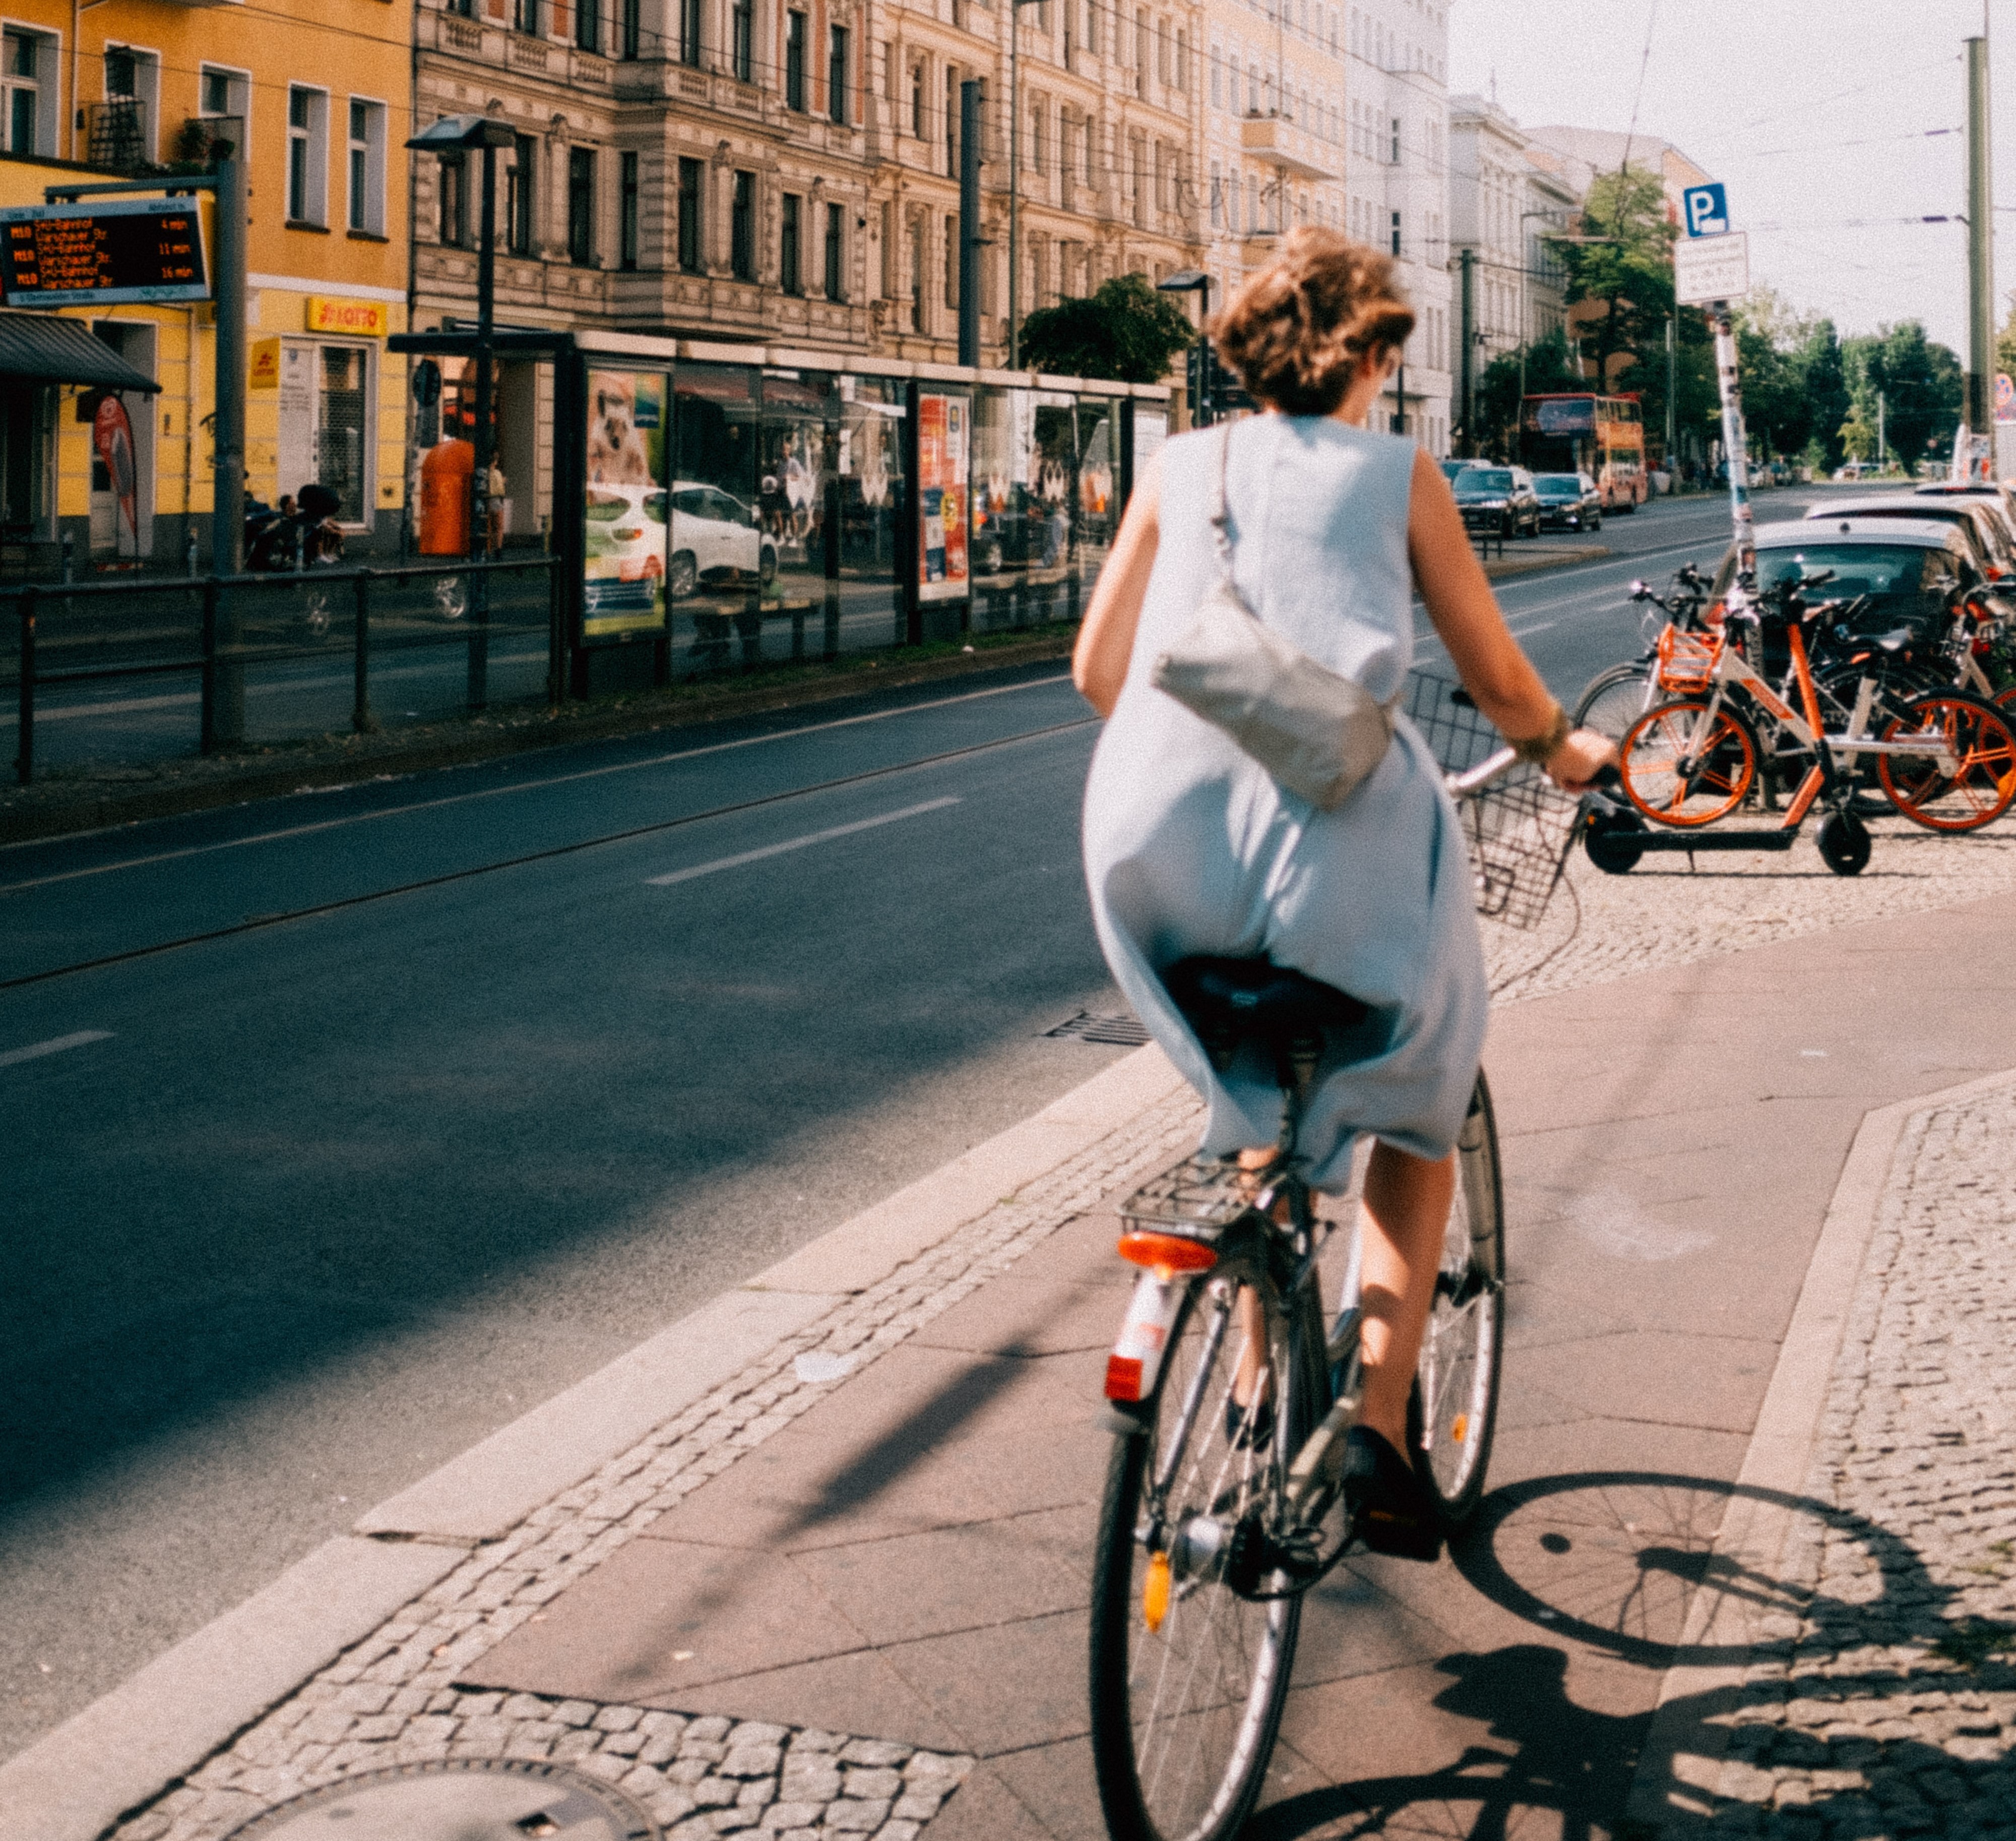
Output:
[0, 1038, 1184, 1841]
[0, 1539, 464, 1841]
[1623, 1064, 2016, 1835]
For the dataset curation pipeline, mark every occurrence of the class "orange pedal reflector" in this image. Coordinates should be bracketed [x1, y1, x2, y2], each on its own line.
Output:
[1105, 1355, 1145, 1402]
[1117, 1232, 1219, 1275]
[1451, 1414, 1468, 1444]
[1144, 1552, 1171, 1632]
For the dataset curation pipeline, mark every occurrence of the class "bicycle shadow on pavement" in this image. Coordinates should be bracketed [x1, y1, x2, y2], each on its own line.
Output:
[1245, 1468, 2004, 1841]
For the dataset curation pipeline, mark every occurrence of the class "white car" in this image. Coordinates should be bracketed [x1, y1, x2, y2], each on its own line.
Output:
[584, 481, 667, 620]
[667, 481, 777, 596]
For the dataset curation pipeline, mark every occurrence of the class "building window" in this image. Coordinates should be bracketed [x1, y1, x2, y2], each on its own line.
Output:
[946, 70, 957, 177]
[1209, 160, 1221, 228]
[910, 215, 924, 330]
[507, 133, 536, 254]
[679, 0, 701, 67]
[515, 0, 539, 34]
[1134, 10, 1148, 95]
[619, 150, 639, 268]
[1391, 116, 1400, 163]
[785, 12, 806, 110]
[347, 99, 386, 235]
[438, 156, 467, 246]
[1029, 99, 1042, 173]
[910, 61, 924, 138]
[731, 0, 752, 82]
[828, 27, 849, 126]
[730, 169, 754, 279]
[824, 202, 843, 300]
[944, 212, 958, 309]
[446, 0, 474, 16]
[620, 0, 640, 56]
[1390, 210, 1401, 257]
[1085, 0, 1099, 56]
[286, 88, 328, 226]
[1210, 44, 1221, 108]
[577, 0, 601, 52]
[780, 192, 802, 294]
[95, 46, 160, 170]
[276, 342, 373, 526]
[677, 155, 702, 272]
[567, 146, 595, 264]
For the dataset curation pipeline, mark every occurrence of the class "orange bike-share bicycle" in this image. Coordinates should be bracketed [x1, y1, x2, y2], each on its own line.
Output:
[1585, 569, 2016, 877]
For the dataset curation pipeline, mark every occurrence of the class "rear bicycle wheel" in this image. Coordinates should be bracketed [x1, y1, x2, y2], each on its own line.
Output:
[1089, 1272, 1312, 1841]
[1571, 663, 1655, 743]
[1410, 1071, 1505, 1530]
[1619, 698, 1758, 827]
[1877, 690, 2016, 831]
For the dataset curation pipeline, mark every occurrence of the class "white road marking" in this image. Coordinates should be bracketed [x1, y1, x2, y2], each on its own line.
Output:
[0, 1029, 113, 1069]
[644, 796, 961, 887]
[0, 674, 1068, 889]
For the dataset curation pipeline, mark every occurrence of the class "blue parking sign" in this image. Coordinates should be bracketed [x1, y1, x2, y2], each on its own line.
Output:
[1683, 183, 1729, 238]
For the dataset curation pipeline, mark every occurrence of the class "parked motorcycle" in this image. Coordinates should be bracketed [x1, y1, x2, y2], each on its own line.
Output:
[245, 482, 346, 636]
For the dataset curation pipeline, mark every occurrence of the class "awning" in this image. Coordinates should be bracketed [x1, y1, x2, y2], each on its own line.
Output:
[0, 314, 160, 392]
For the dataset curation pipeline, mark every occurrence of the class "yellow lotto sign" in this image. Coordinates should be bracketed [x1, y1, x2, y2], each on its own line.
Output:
[248, 337, 281, 390]
[305, 295, 389, 338]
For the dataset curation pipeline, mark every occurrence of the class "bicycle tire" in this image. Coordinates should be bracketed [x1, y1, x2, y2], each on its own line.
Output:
[1409, 1070, 1505, 1529]
[1571, 662, 1655, 742]
[1619, 697, 1759, 827]
[1877, 689, 2016, 832]
[1089, 1271, 1311, 1841]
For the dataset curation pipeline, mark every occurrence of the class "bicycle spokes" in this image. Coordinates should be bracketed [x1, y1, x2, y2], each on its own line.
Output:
[1620, 699, 1756, 827]
[1879, 693, 2016, 831]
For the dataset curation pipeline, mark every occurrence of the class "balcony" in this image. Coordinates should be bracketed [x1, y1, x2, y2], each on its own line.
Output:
[1239, 112, 1336, 182]
[83, 99, 151, 174]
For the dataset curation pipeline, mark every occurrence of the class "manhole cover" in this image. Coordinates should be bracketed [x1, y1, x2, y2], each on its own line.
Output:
[1044, 1010, 1151, 1047]
[220, 1758, 660, 1840]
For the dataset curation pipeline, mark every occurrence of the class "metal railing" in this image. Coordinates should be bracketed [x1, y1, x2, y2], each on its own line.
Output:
[9, 555, 560, 785]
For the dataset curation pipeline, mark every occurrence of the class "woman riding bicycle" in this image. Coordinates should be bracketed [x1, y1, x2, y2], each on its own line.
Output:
[1074, 229, 1613, 1560]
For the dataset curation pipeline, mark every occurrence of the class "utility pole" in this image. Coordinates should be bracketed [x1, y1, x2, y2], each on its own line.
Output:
[1458, 247, 1475, 456]
[210, 138, 247, 742]
[1878, 390, 1887, 467]
[958, 79, 982, 366]
[1665, 314, 1677, 477]
[1968, 30, 1994, 444]
[1713, 306, 1755, 589]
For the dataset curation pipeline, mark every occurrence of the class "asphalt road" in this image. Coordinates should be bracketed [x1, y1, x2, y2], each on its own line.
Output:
[0, 484, 1821, 1762]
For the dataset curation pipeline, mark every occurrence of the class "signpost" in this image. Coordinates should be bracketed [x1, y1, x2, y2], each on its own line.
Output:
[1681, 182, 1729, 239]
[1674, 183, 1754, 592]
[0, 198, 208, 306]
[1674, 232, 1749, 308]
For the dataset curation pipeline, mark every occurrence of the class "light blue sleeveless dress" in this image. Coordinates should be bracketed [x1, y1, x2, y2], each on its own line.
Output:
[1082, 414, 1488, 1191]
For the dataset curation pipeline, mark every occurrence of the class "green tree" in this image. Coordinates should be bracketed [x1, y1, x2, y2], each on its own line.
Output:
[1795, 319, 1852, 471]
[1472, 326, 1582, 459]
[1556, 166, 1676, 395]
[1853, 321, 1965, 475]
[1838, 409, 1875, 464]
[1016, 273, 1197, 384]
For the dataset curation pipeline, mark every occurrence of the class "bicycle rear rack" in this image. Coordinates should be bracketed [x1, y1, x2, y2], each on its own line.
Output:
[1119, 1155, 1268, 1237]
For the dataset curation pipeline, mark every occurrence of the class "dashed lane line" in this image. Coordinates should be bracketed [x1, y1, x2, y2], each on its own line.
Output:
[0, 1029, 113, 1068]
[644, 797, 961, 887]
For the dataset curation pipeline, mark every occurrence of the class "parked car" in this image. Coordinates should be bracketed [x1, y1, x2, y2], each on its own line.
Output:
[1452, 465, 1542, 539]
[1532, 471, 1603, 533]
[1706, 517, 1982, 642]
[1439, 458, 1467, 484]
[1913, 480, 2016, 548]
[1806, 494, 2016, 582]
[583, 482, 668, 622]
[666, 481, 778, 596]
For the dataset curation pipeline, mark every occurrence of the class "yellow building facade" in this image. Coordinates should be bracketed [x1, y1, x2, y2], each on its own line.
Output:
[0, 0, 411, 567]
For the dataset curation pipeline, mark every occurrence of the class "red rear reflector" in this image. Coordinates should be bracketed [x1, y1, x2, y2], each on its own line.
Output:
[1105, 1355, 1145, 1401]
[1117, 1232, 1219, 1274]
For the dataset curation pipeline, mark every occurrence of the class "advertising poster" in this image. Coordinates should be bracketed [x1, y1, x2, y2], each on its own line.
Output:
[917, 392, 970, 604]
[583, 369, 670, 641]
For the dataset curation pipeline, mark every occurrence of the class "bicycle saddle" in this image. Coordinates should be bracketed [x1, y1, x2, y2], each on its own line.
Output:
[1161, 956, 1368, 1078]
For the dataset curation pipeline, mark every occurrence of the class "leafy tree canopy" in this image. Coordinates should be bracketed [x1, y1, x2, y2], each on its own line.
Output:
[1842, 320, 1964, 474]
[1557, 166, 1675, 392]
[1016, 273, 1197, 385]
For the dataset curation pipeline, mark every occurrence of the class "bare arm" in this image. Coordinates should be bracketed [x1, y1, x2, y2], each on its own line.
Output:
[1407, 449, 1613, 788]
[1072, 452, 1162, 718]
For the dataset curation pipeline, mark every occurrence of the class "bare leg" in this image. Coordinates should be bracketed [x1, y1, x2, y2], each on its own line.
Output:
[1356, 1142, 1456, 1452]
[1230, 1148, 1280, 1411]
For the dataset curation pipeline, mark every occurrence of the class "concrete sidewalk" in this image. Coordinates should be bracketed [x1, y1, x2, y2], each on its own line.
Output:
[14, 826, 2016, 1841]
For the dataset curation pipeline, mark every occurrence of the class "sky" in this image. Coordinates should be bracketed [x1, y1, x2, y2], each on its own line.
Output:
[1448, 0, 2012, 357]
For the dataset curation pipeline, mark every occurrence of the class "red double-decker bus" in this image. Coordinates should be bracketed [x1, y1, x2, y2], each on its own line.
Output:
[1520, 393, 1648, 511]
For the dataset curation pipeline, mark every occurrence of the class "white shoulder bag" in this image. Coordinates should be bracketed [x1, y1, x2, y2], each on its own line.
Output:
[1150, 423, 1395, 811]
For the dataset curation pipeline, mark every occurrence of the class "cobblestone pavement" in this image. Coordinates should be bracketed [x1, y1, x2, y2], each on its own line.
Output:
[108, 819, 2016, 1839]
[1680, 1083, 2016, 1840]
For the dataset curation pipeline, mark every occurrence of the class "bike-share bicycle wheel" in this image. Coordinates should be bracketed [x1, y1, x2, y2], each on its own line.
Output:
[1877, 690, 2016, 831]
[1409, 1071, 1505, 1528]
[1618, 698, 1758, 827]
[1089, 1272, 1315, 1841]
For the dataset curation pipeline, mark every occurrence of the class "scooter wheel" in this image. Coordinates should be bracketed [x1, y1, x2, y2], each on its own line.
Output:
[1583, 806, 1647, 875]
[1817, 809, 1872, 877]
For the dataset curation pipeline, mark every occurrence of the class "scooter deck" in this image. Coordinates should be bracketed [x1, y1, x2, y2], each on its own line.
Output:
[1624, 827, 1799, 852]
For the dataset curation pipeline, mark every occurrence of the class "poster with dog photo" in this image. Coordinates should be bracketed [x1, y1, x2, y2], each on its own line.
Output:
[583, 369, 670, 641]
[916, 393, 970, 604]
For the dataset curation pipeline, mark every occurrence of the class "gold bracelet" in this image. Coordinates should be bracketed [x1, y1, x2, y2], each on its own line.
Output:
[1511, 703, 1571, 766]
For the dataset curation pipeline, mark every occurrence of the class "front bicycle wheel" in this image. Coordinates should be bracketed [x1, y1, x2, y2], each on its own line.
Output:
[1571, 662, 1655, 742]
[1090, 1273, 1309, 1841]
[1411, 1071, 1505, 1529]
[1620, 697, 1758, 827]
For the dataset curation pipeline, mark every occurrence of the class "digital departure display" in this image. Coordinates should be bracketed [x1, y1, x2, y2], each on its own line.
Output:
[0, 199, 210, 307]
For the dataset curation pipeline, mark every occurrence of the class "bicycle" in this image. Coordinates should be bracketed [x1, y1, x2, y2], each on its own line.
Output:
[1571, 563, 1713, 744]
[1087, 680, 1576, 1841]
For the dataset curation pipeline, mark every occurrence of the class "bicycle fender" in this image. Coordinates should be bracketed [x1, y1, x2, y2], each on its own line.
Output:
[1104, 1272, 1185, 1403]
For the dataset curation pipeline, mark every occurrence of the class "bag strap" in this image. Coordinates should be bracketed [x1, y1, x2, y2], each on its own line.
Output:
[1209, 421, 1235, 573]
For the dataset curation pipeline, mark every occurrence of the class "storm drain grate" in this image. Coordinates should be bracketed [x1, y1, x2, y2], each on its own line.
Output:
[1045, 1011, 1152, 1047]
[220, 1758, 659, 1840]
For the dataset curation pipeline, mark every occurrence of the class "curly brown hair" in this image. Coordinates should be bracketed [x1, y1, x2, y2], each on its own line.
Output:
[1210, 229, 1416, 417]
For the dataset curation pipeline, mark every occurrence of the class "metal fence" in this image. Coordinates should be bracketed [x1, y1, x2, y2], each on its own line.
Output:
[6, 556, 560, 785]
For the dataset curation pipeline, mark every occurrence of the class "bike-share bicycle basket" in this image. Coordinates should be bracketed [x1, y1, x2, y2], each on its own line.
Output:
[1403, 672, 1580, 933]
[1654, 624, 1721, 693]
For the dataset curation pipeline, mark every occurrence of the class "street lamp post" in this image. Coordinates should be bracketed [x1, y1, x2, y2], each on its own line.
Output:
[1157, 270, 1211, 423]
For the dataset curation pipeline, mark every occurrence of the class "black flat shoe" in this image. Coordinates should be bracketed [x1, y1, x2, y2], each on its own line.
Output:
[1345, 1426, 1443, 1563]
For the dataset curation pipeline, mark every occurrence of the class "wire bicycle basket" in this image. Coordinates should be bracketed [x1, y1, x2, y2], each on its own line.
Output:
[1655, 624, 1722, 693]
[1403, 671, 1581, 932]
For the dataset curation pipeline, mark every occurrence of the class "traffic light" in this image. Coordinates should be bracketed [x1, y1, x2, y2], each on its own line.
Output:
[1187, 342, 1253, 425]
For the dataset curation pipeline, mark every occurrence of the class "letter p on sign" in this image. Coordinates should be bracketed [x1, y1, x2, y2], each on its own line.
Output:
[1683, 183, 1729, 239]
